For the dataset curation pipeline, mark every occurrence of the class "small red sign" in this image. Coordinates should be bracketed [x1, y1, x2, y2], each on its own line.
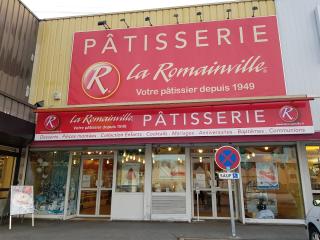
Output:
[279, 105, 299, 123]
[215, 146, 241, 171]
[44, 115, 60, 131]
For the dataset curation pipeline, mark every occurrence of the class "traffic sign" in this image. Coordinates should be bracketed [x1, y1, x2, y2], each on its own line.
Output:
[218, 172, 240, 180]
[215, 146, 241, 171]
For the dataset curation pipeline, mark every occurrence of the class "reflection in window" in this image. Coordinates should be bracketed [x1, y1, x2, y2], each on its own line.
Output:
[240, 146, 304, 219]
[67, 154, 80, 216]
[116, 149, 145, 192]
[307, 146, 320, 194]
[25, 151, 69, 215]
[152, 146, 186, 192]
[0, 156, 15, 199]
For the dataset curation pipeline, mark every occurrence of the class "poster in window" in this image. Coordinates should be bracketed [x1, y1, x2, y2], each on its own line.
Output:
[256, 162, 279, 190]
[10, 186, 34, 216]
[119, 163, 141, 191]
[82, 175, 91, 188]
[195, 174, 206, 188]
[246, 192, 277, 218]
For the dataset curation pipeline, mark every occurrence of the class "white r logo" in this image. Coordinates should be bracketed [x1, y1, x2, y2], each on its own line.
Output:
[82, 62, 121, 100]
[281, 106, 294, 120]
[279, 106, 299, 123]
[86, 65, 112, 94]
[44, 115, 60, 130]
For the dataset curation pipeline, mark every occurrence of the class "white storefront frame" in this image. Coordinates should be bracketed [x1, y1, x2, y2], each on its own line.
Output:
[297, 141, 320, 216]
[28, 142, 311, 224]
[150, 146, 192, 221]
[111, 150, 144, 220]
[237, 142, 306, 225]
[189, 150, 240, 221]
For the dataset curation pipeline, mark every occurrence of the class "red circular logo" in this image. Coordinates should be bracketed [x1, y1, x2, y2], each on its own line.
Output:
[82, 62, 120, 99]
[44, 115, 60, 131]
[279, 105, 299, 123]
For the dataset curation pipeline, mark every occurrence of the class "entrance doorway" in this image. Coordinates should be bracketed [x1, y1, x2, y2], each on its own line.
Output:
[0, 155, 15, 220]
[78, 155, 113, 217]
[191, 148, 239, 219]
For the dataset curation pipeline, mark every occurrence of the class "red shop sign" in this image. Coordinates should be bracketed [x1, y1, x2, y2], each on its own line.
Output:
[68, 16, 286, 105]
[35, 101, 314, 141]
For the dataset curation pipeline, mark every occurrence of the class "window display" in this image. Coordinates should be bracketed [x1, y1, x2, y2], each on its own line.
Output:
[116, 149, 145, 192]
[25, 151, 69, 215]
[152, 146, 186, 192]
[240, 145, 304, 219]
[0, 156, 14, 199]
[66, 154, 80, 216]
[307, 146, 320, 200]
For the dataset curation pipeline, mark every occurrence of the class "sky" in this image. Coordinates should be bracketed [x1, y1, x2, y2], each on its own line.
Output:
[21, 0, 231, 19]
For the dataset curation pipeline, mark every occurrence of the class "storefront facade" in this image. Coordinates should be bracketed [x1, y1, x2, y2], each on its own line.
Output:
[26, 137, 317, 224]
[26, 0, 320, 224]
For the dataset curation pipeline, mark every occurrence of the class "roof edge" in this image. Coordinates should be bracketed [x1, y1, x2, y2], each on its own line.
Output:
[38, 0, 259, 22]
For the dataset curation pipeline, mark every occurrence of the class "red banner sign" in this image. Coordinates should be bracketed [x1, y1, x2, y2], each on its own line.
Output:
[35, 101, 313, 141]
[68, 16, 286, 105]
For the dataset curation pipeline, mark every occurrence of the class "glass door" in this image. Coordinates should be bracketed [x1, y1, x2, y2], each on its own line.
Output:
[0, 155, 15, 217]
[78, 155, 113, 217]
[191, 148, 238, 219]
[64, 153, 81, 219]
[99, 157, 113, 215]
[213, 159, 238, 218]
[192, 155, 213, 217]
[306, 146, 320, 200]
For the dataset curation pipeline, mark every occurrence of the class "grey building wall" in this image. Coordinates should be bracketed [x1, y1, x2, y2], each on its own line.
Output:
[0, 0, 38, 102]
[275, 0, 320, 131]
[0, 0, 39, 147]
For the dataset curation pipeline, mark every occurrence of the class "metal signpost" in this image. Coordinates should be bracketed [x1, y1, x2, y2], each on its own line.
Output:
[215, 146, 241, 238]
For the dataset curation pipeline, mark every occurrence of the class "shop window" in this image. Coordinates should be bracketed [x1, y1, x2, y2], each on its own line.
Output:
[152, 146, 186, 192]
[306, 146, 320, 199]
[240, 145, 304, 219]
[116, 149, 145, 192]
[0, 156, 15, 199]
[25, 151, 69, 215]
[66, 153, 81, 216]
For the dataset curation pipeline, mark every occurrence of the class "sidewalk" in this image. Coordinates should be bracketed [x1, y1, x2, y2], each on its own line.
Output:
[0, 219, 307, 240]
